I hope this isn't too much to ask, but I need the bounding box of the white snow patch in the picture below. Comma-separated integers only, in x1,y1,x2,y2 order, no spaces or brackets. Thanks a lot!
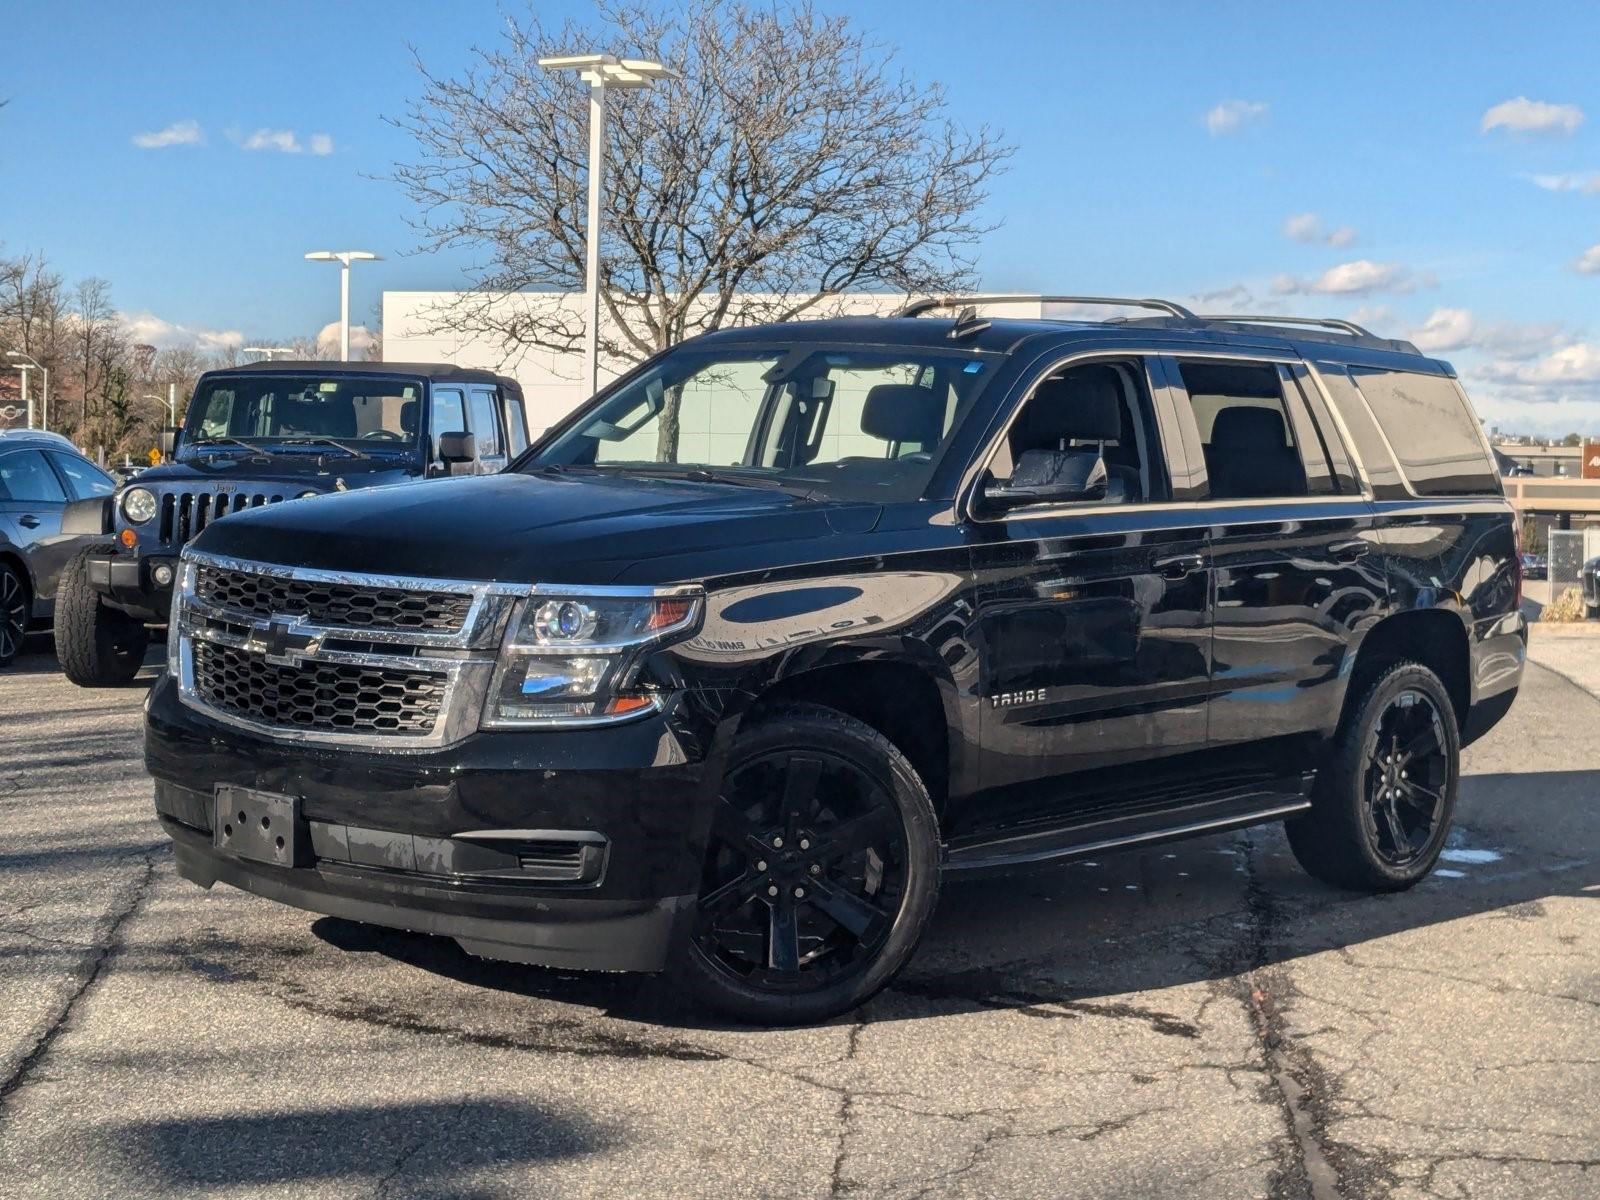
1434,868,1467,879
1440,848,1504,865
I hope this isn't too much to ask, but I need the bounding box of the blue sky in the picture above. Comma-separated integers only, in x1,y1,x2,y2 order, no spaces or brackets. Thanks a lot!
5,0,1600,433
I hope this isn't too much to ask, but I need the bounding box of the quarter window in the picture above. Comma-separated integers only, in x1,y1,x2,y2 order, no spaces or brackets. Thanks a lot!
1347,369,1498,496
1178,360,1329,500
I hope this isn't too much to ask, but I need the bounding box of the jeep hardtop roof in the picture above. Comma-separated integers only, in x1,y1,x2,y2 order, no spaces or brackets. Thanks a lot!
202,360,521,391
692,295,1446,376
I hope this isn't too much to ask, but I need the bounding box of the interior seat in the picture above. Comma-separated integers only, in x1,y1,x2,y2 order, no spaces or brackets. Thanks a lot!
860,383,945,453
1204,406,1306,499
1007,366,1137,500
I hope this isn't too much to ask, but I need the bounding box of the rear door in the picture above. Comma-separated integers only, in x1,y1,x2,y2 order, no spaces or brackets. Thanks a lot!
1158,354,1384,747
467,385,508,473
969,354,1212,793
0,448,72,608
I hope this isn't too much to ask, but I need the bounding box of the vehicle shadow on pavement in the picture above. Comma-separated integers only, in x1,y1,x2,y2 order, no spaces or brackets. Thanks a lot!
105,1099,615,1192
302,767,1599,1032
4,641,163,684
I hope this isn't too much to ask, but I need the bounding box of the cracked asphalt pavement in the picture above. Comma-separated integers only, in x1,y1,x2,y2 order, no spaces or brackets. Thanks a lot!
0,631,1596,1199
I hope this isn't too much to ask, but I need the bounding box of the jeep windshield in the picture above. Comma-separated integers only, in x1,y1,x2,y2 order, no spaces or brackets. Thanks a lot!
526,344,998,502
184,374,424,453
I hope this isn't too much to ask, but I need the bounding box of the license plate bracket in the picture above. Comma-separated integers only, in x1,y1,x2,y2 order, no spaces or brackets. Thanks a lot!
214,786,301,867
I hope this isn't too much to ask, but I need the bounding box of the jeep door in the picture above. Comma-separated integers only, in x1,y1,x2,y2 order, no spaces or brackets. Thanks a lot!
968,354,1212,792
1156,354,1383,747
466,385,509,472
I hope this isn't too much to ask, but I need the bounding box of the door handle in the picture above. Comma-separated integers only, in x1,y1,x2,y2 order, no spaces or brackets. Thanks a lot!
1154,553,1205,580
1329,539,1370,562
18,515,41,529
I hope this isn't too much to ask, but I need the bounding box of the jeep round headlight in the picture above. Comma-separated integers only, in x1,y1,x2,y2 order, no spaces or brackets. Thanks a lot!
121,487,158,525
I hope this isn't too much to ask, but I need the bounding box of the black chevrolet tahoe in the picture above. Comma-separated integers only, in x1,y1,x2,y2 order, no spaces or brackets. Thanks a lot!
143,298,1527,1024
55,361,528,685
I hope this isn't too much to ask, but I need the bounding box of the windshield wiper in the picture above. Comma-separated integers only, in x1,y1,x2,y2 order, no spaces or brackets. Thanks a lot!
277,437,369,460
191,436,264,454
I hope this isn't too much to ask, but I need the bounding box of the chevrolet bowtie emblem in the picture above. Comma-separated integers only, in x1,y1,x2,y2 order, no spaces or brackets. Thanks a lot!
244,617,322,667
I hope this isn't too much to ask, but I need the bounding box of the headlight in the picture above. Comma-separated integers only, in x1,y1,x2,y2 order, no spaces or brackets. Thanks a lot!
483,588,702,727
121,487,158,525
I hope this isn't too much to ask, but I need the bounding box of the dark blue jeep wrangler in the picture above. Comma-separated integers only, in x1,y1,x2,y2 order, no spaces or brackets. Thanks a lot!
55,361,528,685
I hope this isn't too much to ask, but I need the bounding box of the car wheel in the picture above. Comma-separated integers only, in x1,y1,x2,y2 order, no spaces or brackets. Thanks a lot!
1287,660,1459,892
53,550,150,687
680,703,941,1025
0,561,29,668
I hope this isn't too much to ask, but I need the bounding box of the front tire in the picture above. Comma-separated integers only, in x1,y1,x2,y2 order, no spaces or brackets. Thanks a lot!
1287,661,1459,891
54,551,150,687
680,704,941,1025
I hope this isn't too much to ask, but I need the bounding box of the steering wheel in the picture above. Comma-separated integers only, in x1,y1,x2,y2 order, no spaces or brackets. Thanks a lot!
360,430,407,441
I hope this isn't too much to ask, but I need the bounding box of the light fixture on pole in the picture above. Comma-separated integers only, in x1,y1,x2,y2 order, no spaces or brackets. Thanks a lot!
6,351,49,431
303,251,381,362
536,53,674,397
242,346,295,362
142,393,176,425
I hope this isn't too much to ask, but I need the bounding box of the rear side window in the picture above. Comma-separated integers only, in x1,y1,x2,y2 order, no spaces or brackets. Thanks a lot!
1177,360,1333,499
467,388,501,457
503,392,529,454
48,452,115,500
1347,369,1499,496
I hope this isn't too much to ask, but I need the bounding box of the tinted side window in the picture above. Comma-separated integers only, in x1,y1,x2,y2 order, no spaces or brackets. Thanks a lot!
1178,360,1326,500
48,452,115,500
0,450,68,502
1348,369,1499,496
467,388,501,457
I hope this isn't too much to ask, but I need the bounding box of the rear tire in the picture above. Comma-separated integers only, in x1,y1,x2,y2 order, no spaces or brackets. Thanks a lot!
0,561,29,668
679,703,941,1025
54,551,149,687
1287,660,1459,892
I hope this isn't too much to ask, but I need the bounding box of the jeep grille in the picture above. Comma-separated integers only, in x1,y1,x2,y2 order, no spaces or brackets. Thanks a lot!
161,490,288,546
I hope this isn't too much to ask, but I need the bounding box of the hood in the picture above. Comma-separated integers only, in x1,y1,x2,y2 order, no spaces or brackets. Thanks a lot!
144,451,418,491
189,471,882,585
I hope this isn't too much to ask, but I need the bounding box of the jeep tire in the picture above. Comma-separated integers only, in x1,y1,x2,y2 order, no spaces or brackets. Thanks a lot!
54,550,150,687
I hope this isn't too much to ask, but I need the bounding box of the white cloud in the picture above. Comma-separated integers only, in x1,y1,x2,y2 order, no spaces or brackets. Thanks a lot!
132,119,203,149
1409,308,1477,352
1205,99,1268,136
1493,342,1600,385
1408,308,1567,359
1281,212,1358,247
119,312,244,354
1575,243,1600,275
236,128,334,155
1529,171,1600,195
1272,260,1429,297
315,321,376,357
1481,96,1584,135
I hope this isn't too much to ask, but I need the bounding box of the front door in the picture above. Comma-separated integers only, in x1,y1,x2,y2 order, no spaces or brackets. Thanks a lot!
969,356,1212,794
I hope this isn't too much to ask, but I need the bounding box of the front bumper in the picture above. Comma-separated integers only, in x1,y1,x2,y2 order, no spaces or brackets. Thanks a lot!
87,548,176,622
145,673,725,972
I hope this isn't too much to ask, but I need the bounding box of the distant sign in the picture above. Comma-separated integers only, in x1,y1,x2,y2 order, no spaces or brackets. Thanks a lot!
1584,441,1600,480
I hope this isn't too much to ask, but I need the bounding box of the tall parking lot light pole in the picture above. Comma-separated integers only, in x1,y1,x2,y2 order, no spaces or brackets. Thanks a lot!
304,251,381,362
6,351,49,431
536,54,673,397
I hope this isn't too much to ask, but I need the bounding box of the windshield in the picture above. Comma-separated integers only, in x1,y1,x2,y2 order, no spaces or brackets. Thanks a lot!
527,344,996,502
185,374,425,449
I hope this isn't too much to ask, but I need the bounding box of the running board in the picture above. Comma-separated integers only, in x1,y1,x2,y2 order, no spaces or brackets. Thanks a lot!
943,774,1314,875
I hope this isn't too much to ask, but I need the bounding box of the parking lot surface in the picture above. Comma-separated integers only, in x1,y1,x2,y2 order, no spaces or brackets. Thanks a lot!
0,632,1596,1199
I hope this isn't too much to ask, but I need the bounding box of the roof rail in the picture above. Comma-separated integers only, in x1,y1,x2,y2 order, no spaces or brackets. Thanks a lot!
1195,314,1375,338
897,294,1196,320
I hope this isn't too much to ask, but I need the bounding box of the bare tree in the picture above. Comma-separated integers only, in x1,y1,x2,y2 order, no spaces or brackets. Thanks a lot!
392,1,1010,453
72,277,118,432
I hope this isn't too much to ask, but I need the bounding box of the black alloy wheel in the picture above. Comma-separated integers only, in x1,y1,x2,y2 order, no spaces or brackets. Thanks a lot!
1360,689,1450,866
1287,659,1459,892
683,704,940,1024
0,564,27,666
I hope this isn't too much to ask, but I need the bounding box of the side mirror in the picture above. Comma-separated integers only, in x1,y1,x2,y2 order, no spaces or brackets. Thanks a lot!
436,431,477,464
159,427,180,457
979,451,1109,514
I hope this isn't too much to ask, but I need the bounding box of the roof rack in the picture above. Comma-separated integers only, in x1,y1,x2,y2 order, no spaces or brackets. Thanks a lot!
896,294,1196,320
1195,314,1375,338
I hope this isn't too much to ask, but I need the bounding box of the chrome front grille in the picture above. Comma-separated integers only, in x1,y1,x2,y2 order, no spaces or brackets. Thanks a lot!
194,564,475,632
192,641,447,736
161,490,288,546
174,551,522,749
